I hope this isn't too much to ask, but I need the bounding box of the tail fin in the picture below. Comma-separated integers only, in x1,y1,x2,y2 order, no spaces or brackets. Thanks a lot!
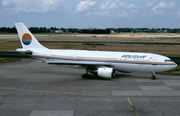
15,22,48,49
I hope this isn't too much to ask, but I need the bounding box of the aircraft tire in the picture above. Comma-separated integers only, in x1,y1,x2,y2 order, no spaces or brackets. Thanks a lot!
151,76,156,80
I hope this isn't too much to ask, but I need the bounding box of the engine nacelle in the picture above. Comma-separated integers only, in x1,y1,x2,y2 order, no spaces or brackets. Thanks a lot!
97,67,115,78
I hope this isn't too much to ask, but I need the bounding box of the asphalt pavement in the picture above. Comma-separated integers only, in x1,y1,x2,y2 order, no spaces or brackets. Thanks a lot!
0,59,180,116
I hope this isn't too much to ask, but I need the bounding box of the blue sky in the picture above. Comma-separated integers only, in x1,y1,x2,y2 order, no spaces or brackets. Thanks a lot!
0,0,180,28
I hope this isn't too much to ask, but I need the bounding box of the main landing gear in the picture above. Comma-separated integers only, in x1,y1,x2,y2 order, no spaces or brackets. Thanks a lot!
82,67,92,78
151,71,156,80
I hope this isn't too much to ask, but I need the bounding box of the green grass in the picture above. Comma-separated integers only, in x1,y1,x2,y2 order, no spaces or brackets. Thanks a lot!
0,58,20,63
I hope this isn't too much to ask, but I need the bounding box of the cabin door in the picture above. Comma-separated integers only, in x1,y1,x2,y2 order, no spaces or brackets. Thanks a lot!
149,56,158,71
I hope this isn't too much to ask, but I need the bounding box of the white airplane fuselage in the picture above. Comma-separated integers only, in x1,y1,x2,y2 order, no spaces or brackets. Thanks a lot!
17,48,177,73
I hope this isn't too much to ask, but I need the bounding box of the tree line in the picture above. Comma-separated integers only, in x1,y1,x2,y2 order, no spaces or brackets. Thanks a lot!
0,26,180,34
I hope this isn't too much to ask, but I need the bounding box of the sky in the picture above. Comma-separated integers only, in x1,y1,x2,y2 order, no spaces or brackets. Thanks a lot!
0,0,180,28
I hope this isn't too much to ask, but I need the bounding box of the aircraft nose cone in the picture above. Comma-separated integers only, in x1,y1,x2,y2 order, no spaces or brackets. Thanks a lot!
174,63,177,68
171,62,177,69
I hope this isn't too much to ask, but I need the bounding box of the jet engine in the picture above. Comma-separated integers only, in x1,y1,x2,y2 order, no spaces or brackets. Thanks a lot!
97,67,115,78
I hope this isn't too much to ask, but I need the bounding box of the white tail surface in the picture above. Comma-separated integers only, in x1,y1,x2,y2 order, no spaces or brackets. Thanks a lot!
15,22,48,50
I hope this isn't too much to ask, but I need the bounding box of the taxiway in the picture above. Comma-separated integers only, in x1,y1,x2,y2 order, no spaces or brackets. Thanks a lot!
0,59,180,116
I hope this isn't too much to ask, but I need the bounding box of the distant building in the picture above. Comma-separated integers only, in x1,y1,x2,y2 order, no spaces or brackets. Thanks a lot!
54,30,64,33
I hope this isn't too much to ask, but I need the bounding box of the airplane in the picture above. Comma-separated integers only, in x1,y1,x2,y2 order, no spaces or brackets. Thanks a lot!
15,22,177,80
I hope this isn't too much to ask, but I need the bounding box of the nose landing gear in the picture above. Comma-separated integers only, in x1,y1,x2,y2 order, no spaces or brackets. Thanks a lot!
151,71,156,80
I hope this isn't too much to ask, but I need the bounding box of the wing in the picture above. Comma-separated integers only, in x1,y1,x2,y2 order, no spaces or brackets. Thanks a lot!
45,59,113,67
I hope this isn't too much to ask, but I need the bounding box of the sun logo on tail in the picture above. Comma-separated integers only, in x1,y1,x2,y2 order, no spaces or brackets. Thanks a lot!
22,33,32,45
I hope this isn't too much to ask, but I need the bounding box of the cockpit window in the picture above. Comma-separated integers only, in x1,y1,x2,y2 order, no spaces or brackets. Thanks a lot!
165,59,172,62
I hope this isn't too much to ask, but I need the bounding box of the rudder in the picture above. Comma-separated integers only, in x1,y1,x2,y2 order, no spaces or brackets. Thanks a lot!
15,22,47,50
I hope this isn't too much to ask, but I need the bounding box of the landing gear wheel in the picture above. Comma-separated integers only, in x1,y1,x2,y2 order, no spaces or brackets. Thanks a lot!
82,74,91,78
151,76,156,80
151,71,156,80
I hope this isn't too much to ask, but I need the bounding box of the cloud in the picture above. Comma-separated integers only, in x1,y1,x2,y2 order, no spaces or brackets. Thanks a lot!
151,2,175,15
1,0,62,13
76,0,96,12
146,2,153,7
177,11,180,17
93,11,110,16
127,4,136,9
115,11,128,17
98,0,137,17
100,1,116,10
